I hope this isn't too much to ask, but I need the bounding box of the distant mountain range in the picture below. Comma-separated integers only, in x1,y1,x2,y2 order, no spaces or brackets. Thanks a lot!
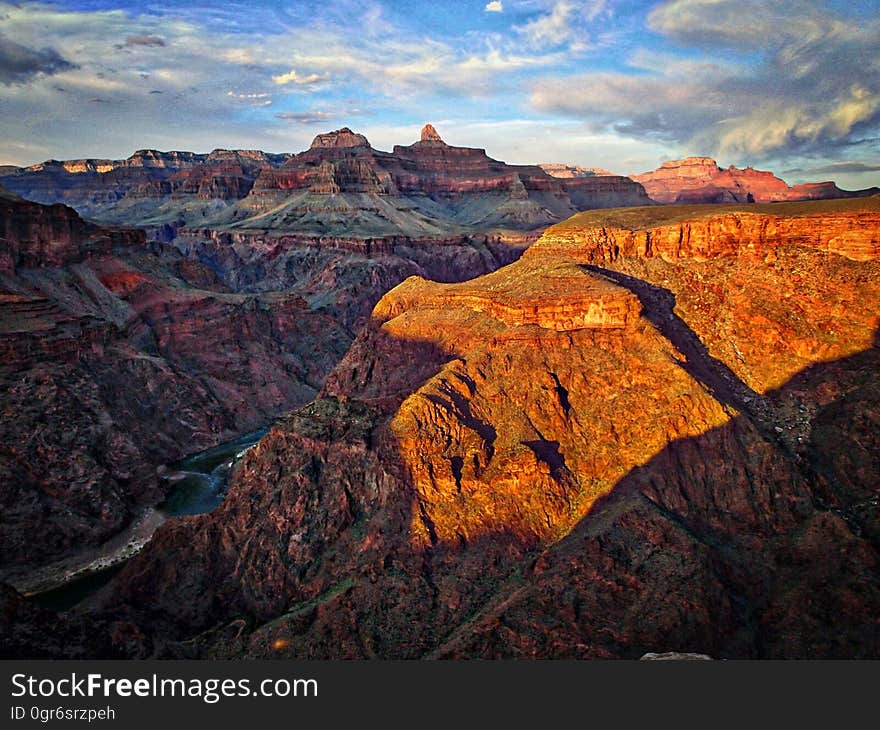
0,125,650,238
2,129,875,246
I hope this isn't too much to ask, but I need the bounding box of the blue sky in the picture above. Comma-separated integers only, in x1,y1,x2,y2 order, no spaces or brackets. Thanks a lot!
1,0,879,187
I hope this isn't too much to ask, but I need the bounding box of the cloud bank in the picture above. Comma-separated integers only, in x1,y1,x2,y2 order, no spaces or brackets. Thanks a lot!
0,34,76,85
532,0,880,166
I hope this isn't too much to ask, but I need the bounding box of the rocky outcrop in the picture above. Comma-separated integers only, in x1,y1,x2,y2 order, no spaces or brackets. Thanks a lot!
540,163,614,178
374,266,641,331
533,198,880,393
633,157,880,204
532,203,880,264
1,190,144,271
132,150,286,201
309,128,371,149
94,196,880,660
420,124,443,142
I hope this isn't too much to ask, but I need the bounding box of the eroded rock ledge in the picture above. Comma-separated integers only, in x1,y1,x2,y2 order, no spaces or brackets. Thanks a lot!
531,206,880,263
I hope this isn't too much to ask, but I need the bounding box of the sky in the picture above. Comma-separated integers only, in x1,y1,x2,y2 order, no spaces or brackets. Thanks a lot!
1,0,879,188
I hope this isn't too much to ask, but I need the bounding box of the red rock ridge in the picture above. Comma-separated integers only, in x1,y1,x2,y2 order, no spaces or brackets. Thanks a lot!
0,191,144,271
532,207,880,264
633,156,880,204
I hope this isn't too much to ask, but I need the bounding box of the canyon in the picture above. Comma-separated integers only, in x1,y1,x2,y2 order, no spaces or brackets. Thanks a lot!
14,195,868,660
0,126,878,660
0,186,351,589
0,126,649,591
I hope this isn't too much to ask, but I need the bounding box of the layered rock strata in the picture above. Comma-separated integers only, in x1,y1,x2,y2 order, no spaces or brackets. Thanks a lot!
89,196,880,659
1,126,652,236
0,193,349,583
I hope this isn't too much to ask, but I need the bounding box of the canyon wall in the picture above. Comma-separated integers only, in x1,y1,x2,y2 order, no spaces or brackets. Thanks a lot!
0,181,537,587
0,194,348,584
94,196,880,659
0,126,651,236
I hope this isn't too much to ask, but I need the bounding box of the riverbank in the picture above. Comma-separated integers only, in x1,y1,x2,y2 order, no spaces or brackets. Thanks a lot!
16,427,268,608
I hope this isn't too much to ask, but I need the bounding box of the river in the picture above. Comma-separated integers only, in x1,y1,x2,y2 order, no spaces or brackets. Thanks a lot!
29,427,268,612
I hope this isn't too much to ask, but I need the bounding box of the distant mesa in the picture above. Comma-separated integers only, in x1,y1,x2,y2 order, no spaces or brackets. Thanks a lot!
541,163,614,178
632,156,880,204
0,122,652,234
309,127,370,150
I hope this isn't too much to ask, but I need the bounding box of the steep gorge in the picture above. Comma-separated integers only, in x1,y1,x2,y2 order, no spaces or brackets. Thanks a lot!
84,196,880,659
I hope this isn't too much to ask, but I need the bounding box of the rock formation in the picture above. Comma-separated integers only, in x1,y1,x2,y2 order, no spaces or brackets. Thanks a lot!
1,186,142,271
82,195,880,660
309,128,371,149
633,157,880,204
0,151,215,217
420,124,443,142
0,126,652,237
0,176,541,590
540,163,614,178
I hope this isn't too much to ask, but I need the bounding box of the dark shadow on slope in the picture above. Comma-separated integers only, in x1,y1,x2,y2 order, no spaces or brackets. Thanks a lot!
5,315,878,660
582,264,759,411
428,332,880,659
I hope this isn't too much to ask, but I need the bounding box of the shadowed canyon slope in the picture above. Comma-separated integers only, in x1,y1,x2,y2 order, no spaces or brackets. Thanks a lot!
632,157,880,205
0,187,351,587
82,196,880,659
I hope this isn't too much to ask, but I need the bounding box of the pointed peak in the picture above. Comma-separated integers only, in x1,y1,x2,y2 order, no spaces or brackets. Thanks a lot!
420,124,444,143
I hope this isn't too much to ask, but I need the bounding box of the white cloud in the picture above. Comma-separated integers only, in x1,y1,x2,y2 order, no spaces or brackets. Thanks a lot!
531,0,880,164
227,91,271,99
514,1,610,51
272,69,325,86
517,1,578,47
485,1,503,12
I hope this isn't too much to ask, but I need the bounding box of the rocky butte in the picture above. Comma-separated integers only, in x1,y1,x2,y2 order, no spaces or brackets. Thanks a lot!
632,156,880,204
29,194,870,660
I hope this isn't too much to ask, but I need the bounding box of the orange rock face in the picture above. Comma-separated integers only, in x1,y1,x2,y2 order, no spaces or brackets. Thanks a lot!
536,199,880,392
101,196,880,660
